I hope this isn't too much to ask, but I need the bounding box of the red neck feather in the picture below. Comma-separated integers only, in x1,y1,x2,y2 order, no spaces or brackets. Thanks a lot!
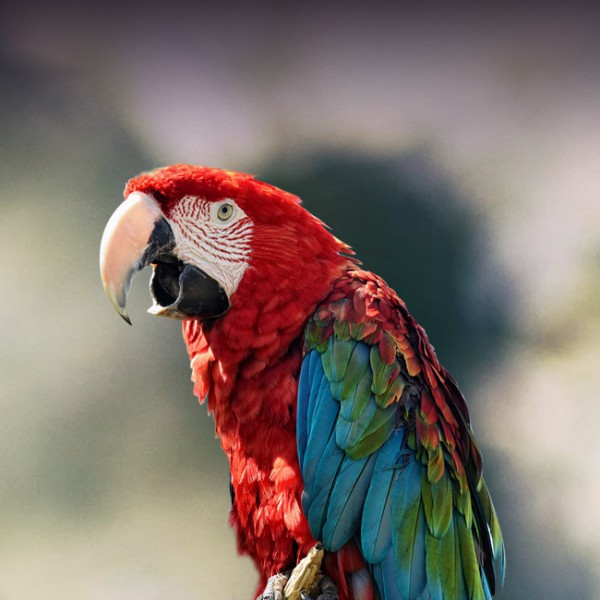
181,199,352,583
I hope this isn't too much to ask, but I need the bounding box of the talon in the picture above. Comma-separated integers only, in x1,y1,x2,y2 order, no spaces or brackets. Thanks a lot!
257,545,338,600
284,544,324,600
316,575,338,600
258,572,290,600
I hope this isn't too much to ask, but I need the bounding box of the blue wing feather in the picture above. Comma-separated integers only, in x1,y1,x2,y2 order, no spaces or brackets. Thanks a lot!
299,359,338,482
303,352,328,447
305,431,346,538
361,428,406,563
392,458,428,600
482,573,493,600
323,452,377,550
298,337,501,600
372,549,402,600
297,350,314,468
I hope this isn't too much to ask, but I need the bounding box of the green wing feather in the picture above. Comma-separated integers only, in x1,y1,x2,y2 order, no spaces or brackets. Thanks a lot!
300,270,505,599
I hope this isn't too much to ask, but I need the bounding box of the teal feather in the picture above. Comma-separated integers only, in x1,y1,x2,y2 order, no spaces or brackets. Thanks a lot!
392,458,427,600
322,452,377,550
361,429,406,563
297,351,323,468
309,423,344,503
297,354,310,469
482,573,493,600
305,432,346,537
301,373,339,486
305,356,330,439
362,472,394,563
372,550,398,600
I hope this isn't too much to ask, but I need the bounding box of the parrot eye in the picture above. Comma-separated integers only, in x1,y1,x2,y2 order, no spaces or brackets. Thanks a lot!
217,203,234,222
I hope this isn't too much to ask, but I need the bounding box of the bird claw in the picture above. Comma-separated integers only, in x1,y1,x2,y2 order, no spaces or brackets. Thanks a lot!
257,544,338,600
257,572,291,600
299,575,338,600
315,575,338,600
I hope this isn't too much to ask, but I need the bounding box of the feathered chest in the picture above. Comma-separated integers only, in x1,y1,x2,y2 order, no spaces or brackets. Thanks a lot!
182,318,315,577
183,318,303,444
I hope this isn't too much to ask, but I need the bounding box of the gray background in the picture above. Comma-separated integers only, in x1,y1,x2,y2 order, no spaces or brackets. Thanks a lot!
1,3,598,598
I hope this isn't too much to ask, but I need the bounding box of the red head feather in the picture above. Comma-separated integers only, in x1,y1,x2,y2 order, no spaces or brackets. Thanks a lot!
125,164,353,318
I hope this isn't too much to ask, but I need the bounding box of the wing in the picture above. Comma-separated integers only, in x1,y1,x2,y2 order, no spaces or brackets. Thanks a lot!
297,270,505,600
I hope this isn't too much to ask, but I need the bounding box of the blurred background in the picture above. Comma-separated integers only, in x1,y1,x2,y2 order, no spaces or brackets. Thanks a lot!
1,3,599,599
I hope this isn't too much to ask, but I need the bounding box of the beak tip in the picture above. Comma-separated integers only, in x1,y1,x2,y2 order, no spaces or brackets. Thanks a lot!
115,301,132,325
105,287,132,325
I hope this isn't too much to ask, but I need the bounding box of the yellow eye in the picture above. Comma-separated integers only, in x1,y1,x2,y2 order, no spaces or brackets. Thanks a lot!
217,203,234,221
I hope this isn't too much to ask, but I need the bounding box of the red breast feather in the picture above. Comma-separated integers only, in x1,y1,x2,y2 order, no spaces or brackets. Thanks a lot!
155,166,353,594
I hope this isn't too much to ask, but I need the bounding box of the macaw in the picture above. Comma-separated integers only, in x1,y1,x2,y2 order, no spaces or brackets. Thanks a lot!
100,165,505,600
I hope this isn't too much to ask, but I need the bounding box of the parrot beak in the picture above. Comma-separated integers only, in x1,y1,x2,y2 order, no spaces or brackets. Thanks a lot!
100,191,230,324
100,192,175,324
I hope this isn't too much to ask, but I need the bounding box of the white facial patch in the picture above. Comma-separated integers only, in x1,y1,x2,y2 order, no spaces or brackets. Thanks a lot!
168,195,253,299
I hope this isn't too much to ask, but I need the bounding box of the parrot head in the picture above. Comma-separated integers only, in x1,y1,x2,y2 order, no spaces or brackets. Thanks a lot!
100,164,351,324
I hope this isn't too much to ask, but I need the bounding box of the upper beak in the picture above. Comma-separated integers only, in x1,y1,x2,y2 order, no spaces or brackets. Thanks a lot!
99,192,174,324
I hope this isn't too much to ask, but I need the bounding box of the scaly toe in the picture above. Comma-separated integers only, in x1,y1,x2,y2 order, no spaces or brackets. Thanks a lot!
258,572,291,600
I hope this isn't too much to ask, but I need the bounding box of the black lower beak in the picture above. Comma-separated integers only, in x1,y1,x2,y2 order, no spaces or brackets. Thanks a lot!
143,218,230,321
149,260,230,320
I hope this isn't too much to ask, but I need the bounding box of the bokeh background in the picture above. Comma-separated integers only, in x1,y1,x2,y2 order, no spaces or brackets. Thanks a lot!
1,3,599,599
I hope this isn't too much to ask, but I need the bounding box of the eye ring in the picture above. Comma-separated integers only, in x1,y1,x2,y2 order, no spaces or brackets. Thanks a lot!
217,203,234,222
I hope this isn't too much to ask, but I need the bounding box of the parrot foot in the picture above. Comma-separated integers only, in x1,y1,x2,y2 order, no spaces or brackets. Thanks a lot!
257,572,292,600
304,575,338,600
257,543,338,600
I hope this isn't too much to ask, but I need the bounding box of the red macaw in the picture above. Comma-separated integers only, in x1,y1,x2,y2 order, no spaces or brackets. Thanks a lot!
100,165,505,600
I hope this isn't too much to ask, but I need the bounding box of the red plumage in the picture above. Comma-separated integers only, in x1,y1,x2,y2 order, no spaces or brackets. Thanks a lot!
130,166,354,595
119,165,496,599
